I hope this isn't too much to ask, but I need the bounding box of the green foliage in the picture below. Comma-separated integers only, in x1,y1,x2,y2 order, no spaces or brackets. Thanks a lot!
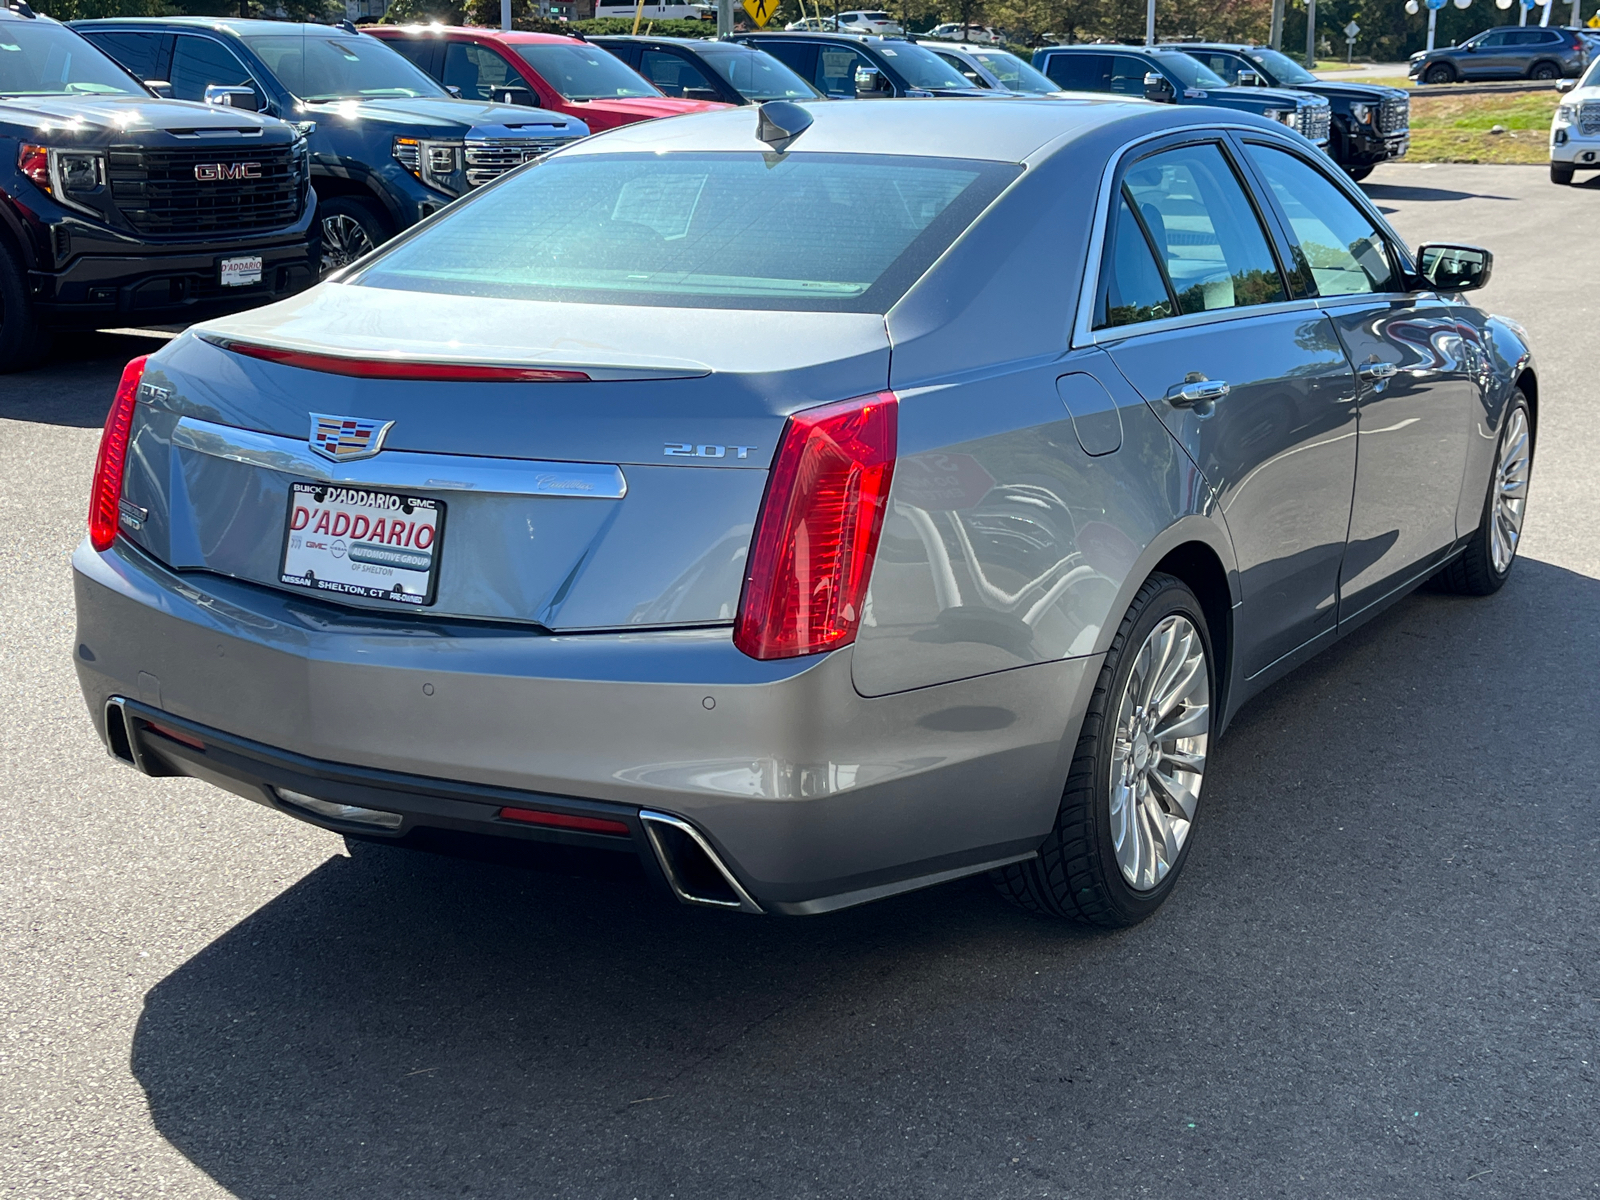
32,0,165,20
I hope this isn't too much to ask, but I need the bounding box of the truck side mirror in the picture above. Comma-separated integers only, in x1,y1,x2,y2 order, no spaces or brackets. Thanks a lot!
204,84,260,112
493,86,537,106
1143,71,1174,102
145,79,174,99
855,66,890,96
1417,243,1493,292
683,86,722,101
1235,67,1261,87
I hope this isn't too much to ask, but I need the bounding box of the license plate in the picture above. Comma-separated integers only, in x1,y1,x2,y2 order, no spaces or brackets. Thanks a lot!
280,483,444,607
220,255,263,287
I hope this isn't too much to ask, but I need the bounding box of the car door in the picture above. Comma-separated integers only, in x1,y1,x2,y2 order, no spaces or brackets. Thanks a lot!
1238,138,1473,622
169,33,264,108
1095,138,1360,678
1039,51,1111,93
1461,29,1511,79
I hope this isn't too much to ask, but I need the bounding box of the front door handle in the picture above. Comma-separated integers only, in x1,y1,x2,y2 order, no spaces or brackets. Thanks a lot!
1359,360,1399,380
1165,374,1230,408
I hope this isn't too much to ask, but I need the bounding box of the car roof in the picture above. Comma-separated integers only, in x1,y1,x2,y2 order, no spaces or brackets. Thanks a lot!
589,35,745,50
1160,42,1254,51
563,94,1190,164
368,24,582,45
745,31,906,44
928,43,1019,54
71,16,360,36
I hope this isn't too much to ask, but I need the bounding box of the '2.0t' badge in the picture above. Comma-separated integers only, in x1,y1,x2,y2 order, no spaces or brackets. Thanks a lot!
309,414,395,463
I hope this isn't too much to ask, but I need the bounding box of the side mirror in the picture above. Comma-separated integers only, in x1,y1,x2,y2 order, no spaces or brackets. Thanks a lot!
204,84,260,111
1417,242,1493,292
1558,78,1576,92
493,85,537,106
1143,71,1174,102
1235,67,1261,87
855,66,890,96
683,86,722,101
445,83,463,97
145,79,173,99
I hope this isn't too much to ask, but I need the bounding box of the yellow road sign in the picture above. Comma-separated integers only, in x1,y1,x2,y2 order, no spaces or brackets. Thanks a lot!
743,0,777,26
1590,12,1600,25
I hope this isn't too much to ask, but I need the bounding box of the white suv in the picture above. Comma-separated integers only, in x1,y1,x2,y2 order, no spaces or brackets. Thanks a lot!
927,22,1004,44
1551,61,1600,184
834,10,903,34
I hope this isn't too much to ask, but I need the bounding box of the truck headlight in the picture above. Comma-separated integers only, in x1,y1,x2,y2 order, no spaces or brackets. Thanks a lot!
1556,103,1575,124
17,144,107,216
1349,102,1372,124
1261,108,1295,126
393,136,465,197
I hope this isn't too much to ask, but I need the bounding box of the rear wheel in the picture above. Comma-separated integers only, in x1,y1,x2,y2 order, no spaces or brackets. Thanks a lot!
993,573,1213,927
1436,392,1532,596
1530,61,1560,81
1345,164,1374,182
1423,63,1455,85
318,196,388,276
0,243,48,374
1551,161,1575,185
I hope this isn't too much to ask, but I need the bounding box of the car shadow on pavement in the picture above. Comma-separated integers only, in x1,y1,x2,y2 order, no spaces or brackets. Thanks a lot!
128,556,1600,1199
1361,183,1516,204
0,330,172,428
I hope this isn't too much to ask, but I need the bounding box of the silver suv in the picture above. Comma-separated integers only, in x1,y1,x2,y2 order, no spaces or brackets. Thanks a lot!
1410,26,1587,85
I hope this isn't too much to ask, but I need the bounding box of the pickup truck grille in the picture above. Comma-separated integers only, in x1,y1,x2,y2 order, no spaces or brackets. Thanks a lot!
1581,100,1600,136
1378,95,1409,135
1294,105,1331,144
107,145,301,236
464,138,570,189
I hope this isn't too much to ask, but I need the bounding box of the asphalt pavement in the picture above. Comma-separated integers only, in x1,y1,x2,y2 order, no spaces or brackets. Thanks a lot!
3,164,1598,1199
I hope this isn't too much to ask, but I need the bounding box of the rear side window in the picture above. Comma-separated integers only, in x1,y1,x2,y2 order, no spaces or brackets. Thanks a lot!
1096,191,1175,328
1244,143,1397,296
354,151,1020,313
1122,143,1286,314
90,31,171,81
1042,51,1109,91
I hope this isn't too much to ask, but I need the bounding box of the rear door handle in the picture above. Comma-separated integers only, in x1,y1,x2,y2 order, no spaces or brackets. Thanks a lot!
1165,375,1230,407
1359,360,1399,380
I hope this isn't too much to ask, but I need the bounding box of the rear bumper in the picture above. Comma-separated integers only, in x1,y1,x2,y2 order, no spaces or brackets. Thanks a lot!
30,238,317,328
74,538,1094,914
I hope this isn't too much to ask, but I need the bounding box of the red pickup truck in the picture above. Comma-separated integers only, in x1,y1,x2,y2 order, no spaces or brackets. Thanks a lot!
366,26,730,131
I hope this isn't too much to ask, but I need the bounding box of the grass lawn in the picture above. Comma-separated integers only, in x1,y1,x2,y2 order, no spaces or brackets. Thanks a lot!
1401,88,1559,163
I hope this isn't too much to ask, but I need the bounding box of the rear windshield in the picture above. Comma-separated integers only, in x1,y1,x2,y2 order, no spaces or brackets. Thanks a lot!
515,44,659,100
354,151,1019,312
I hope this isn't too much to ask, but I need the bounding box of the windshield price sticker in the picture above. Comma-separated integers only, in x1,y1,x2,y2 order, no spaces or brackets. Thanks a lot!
280,482,444,606
220,255,264,287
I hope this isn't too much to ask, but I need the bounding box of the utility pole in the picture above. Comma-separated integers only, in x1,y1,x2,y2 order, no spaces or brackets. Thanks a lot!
1269,0,1284,50
718,0,732,36
502,0,512,29
1305,0,1317,67
1145,0,1155,45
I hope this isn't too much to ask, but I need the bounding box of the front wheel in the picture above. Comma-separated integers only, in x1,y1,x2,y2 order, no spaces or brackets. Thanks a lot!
1423,63,1455,85
993,573,1213,927
1345,165,1374,182
1551,161,1575,185
318,196,389,276
1436,392,1532,596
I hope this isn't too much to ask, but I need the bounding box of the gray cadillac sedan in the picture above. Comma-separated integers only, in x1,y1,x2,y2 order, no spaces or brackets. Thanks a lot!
74,97,1536,926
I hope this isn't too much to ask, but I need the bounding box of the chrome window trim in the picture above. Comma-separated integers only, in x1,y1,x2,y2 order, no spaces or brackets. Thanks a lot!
169,415,629,499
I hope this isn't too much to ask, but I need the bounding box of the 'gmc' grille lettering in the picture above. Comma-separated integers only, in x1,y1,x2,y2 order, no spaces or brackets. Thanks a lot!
193,162,262,181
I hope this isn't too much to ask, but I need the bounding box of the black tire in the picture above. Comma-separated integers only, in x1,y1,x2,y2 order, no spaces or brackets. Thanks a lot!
1423,63,1455,85
1551,161,1575,185
0,243,49,373
317,195,389,276
1436,391,1532,596
1529,61,1560,82
993,573,1215,927
1345,165,1374,183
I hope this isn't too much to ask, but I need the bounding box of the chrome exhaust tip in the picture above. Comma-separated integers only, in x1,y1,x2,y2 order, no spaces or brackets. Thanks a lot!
103,697,144,772
638,810,763,915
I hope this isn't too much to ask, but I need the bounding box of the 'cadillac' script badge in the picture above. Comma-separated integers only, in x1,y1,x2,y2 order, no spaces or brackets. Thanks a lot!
309,414,394,463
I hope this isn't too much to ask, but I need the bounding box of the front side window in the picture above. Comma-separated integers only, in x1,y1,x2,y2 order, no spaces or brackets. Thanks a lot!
697,47,814,100
1244,143,1396,297
968,50,1058,94
169,35,257,104
443,42,529,101
1243,47,1318,85
816,44,873,93
1189,51,1247,85
1150,52,1229,90
1109,55,1154,96
353,151,1018,312
639,49,715,96
514,44,660,99
1096,190,1176,328
0,23,143,96
242,33,446,101
1122,143,1286,314
874,42,972,89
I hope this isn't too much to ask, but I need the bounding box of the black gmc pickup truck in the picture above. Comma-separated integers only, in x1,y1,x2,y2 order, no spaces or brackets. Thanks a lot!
0,6,315,371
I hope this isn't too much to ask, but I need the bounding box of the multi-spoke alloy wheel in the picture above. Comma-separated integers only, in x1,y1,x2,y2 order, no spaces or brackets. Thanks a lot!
1489,404,1530,575
992,573,1214,927
321,213,376,274
1108,614,1210,892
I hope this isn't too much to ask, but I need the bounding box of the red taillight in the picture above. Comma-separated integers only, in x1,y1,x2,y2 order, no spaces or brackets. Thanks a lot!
734,392,897,661
497,806,632,836
210,337,590,383
88,356,147,552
